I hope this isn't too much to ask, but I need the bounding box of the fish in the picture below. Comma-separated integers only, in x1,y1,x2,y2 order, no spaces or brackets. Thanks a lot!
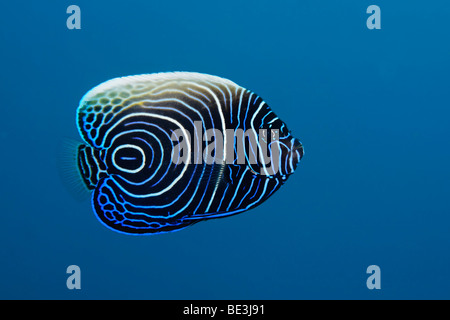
75,72,304,234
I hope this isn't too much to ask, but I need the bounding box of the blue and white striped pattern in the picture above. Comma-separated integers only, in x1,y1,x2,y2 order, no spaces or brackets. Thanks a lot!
76,72,303,234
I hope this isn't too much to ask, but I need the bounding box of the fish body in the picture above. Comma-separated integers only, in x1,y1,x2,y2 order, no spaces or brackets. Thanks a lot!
76,72,303,234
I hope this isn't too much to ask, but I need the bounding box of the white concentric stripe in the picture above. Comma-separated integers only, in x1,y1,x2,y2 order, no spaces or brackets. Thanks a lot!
186,80,230,210
102,81,226,210
241,92,256,165
109,129,164,185
233,90,248,164
191,80,228,160
236,88,245,129
268,117,279,124
250,101,270,176
138,91,212,162
134,87,218,165
127,104,204,165
224,83,233,123
111,144,146,174
144,85,229,214
174,163,208,215
102,112,191,198
186,87,211,102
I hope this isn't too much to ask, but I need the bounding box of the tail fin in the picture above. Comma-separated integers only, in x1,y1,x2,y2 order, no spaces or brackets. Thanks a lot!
77,144,108,189
56,138,91,201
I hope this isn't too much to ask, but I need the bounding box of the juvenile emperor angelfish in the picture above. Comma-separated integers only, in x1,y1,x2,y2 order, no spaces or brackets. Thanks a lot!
76,72,304,234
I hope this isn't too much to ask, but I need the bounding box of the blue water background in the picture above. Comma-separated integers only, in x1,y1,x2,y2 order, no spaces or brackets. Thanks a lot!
1,0,449,299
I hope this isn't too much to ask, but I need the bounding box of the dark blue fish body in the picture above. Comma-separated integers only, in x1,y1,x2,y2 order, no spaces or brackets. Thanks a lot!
76,72,303,234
